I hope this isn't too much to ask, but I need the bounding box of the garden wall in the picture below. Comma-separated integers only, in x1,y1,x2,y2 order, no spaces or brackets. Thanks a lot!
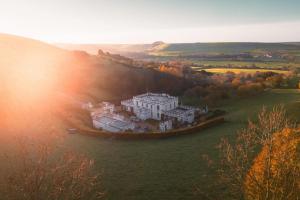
75,116,225,140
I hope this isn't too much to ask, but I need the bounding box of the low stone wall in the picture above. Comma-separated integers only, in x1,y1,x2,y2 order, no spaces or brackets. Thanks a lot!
75,116,225,140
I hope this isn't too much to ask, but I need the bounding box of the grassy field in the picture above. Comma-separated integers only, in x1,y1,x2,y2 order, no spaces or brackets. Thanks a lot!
192,60,300,68
193,67,290,74
63,89,300,200
161,43,300,54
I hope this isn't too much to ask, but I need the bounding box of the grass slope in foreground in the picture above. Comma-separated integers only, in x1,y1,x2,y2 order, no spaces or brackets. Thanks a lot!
64,89,300,200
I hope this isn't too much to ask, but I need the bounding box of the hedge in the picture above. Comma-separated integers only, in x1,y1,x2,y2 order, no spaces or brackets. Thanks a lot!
72,116,225,140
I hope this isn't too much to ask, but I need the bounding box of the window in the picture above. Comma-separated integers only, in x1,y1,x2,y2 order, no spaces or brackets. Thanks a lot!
157,105,160,110
157,113,159,118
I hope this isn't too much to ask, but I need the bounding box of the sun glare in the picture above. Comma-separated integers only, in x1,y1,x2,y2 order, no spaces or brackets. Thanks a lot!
0,34,70,125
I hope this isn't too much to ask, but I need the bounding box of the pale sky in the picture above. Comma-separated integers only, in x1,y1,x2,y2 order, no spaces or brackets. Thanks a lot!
0,0,300,43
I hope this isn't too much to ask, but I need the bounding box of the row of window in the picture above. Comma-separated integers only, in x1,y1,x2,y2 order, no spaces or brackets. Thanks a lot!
135,101,177,111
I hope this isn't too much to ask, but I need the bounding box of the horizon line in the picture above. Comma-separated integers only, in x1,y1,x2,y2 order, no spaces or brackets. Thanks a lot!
54,41,300,45
1,32,300,46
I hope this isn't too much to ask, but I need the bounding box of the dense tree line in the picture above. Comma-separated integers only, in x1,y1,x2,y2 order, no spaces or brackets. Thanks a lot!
183,70,299,106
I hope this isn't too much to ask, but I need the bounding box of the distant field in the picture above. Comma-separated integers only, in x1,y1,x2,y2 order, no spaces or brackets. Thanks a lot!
193,60,300,68
64,89,300,200
151,43,300,60
161,42,300,54
194,67,290,74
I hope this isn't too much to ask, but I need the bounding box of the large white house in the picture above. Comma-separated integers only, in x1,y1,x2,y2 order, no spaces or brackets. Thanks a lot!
121,93,179,120
121,92,208,132
91,93,208,133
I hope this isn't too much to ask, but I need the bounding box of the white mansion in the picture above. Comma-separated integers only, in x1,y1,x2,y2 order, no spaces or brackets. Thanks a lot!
90,93,208,133
121,93,179,120
122,93,208,125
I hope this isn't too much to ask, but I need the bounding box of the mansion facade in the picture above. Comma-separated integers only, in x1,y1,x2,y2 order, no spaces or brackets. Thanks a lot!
121,93,208,128
121,93,179,120
89,93,208,133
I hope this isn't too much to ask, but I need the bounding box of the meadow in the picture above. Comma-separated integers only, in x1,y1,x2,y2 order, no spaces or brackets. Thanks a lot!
64,89,300,200
192,60,300,69
193,67,289,74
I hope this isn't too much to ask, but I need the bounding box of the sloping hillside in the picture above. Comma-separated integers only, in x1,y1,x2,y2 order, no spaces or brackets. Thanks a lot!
56,41,169,55
0,34,189,133
0,33,66,55
159,42,300,53
56,43,152,55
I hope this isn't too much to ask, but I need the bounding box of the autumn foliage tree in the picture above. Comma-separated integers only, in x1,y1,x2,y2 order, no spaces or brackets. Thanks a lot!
215,106,300,200
245,128,300,200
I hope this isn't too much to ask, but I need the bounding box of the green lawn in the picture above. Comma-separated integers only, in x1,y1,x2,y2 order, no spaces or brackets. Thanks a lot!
64,89,300,200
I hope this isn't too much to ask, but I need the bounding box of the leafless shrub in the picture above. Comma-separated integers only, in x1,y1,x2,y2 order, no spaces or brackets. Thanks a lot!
0,136,104,200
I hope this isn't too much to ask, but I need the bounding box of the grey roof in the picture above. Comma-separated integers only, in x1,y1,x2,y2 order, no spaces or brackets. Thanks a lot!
134,93,177,104
163,107,194,117
95,116,132,130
